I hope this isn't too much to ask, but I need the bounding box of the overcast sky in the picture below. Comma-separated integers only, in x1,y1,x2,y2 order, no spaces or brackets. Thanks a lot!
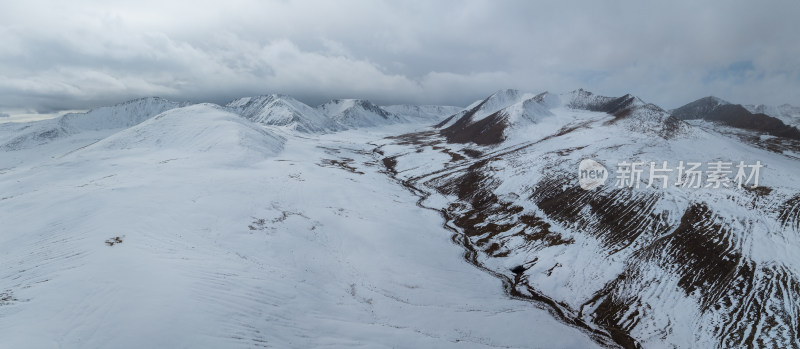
1,0,798,118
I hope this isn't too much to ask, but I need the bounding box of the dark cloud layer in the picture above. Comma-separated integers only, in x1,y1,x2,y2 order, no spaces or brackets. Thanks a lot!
1,0,799,118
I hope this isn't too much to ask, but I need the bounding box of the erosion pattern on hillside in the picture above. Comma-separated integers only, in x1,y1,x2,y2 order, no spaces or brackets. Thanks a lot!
376,89,800,349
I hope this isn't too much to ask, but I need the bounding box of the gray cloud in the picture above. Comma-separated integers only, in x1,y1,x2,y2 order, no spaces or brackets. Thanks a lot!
0,113,9,118
1,0,799,117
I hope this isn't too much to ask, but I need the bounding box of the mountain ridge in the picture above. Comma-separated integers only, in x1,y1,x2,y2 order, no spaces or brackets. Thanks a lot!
226,94,343,133
316,98,404,128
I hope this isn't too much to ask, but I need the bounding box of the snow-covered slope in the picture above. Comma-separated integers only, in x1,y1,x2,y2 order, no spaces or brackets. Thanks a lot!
564,88,643,112
381,104,463,121
378,90,800,349
59,97,190,133
316,99,404,128
436,89,535,130
0,105,603,349
226,94,343,133
439,89,685,145
0,97,189,171
439,96,553,145
89,103,285,157
563,89,686,138
0,119,69,152
0,97,188,151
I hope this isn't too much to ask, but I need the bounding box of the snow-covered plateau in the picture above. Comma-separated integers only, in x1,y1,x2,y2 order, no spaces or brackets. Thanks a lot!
1,90,799,349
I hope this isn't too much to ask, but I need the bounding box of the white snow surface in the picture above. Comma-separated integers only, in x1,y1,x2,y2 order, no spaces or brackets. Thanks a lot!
0,103,602,348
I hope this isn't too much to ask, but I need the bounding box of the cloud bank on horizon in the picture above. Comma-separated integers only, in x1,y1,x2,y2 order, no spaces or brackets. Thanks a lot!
0,0,798,117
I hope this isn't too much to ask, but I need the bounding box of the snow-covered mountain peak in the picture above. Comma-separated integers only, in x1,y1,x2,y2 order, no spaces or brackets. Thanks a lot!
674,97,800,140
227,94,280,108
317,99,355,115
316,99,402,128
0,97,189,153
442,90,681,144
318,99,380,115
532,91,562,109
58,96,190,132
488,88,525,101
670,96,730,120
496,97,556,129
438,90,557,145
86,103,285,159
744,103,800,128
560,89,686,139
381,104,464,121
228,94,309,112
693,95,730,105
473,89,536,116
564,89,645,111
437,89,538,130
226,94,342,133
462,89,523,110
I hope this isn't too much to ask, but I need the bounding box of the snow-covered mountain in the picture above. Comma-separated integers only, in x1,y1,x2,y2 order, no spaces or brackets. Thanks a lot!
0,97,189,151
226,94,343,133
436,89,535,130
93,103,285,156
377,89,800,349
0,97,190,170
2,90,799,349
744,103,800,128
439,89,684,145
316,99,405,128
59,97,191,133
670,96,731,120
563,89,687,138
438,92,552,145
673,96,800,140
381,104,463,120
226,95,459,132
